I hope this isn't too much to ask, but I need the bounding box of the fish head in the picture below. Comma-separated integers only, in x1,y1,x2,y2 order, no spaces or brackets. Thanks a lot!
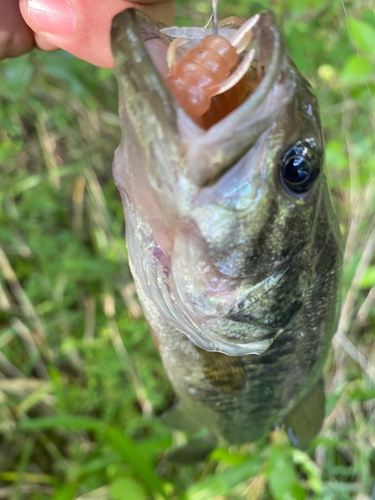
111,10,341,357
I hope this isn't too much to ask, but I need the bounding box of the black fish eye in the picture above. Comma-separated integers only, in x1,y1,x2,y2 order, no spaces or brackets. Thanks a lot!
279,140,321,194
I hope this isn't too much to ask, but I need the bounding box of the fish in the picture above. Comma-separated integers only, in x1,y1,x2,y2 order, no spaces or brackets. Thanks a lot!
110,9,343,458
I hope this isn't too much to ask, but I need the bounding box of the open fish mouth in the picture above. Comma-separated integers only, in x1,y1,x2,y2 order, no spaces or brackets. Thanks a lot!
161,14,272,130
112,9,295,187
110,10,321,356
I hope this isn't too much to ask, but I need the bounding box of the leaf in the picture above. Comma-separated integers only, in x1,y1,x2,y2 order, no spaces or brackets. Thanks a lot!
326,140,349,170
210,448,248,465
292,449,322,494
359,265,375,288
185,455,263,500
18,415,107,432
50,483,77,500
285,0,326,13
268,446,306,500
4,56,34,99
19,419,168,498
110,477,147,500
40,51,95,97
341,55,374,86
77,453,122,477
348,18,375,56
104,427,167,500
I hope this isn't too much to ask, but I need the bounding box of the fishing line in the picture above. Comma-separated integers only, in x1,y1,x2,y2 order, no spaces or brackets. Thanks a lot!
212,0,219,34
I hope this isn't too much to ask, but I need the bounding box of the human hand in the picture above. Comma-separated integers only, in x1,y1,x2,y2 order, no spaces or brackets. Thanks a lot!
1,0,175,67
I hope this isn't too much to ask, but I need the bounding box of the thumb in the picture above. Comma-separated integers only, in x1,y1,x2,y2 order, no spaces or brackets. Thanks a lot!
19,0,175,68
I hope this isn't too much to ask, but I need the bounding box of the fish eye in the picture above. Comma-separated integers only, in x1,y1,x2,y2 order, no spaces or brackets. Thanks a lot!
279,140,322,194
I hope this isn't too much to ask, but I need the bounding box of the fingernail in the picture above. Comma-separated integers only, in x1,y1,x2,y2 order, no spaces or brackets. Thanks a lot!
28,0,77,37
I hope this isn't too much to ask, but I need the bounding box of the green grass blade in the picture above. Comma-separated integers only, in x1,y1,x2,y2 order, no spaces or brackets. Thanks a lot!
18,415,107,432
50,483,77,500
185,455,263,500
104,426,168,500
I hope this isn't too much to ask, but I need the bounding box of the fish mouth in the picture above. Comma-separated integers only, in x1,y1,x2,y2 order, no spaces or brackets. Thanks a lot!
111,9,295,188
111,11,297,356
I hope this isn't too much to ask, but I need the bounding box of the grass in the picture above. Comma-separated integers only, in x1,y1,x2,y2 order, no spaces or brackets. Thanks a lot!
0,0,374,498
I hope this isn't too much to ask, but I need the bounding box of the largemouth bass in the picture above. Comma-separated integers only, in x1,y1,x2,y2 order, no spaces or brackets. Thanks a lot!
110,9,343,452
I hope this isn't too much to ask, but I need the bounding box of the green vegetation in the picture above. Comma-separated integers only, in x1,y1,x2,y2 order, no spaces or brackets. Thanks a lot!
0,0,374,498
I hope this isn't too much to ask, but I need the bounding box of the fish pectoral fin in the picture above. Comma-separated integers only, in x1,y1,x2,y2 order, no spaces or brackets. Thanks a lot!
284,379,325,449
159,403,201,434
165,434,217,465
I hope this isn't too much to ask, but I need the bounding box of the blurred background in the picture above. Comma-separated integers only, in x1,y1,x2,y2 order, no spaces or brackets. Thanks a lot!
0,0,374,498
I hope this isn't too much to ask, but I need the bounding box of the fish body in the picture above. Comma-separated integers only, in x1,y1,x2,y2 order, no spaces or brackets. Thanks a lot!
111,10,342,446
